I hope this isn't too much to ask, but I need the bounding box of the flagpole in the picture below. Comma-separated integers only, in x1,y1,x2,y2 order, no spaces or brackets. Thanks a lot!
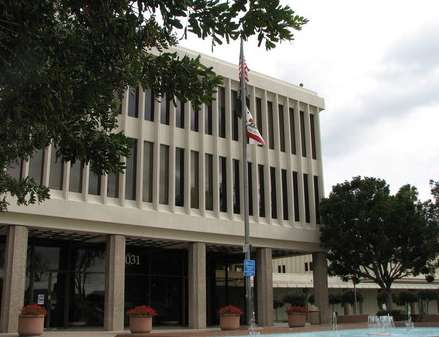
240,37,253,326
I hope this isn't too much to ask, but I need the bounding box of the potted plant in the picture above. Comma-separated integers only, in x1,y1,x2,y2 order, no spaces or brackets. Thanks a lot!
218,305,243,330
286,306,307,327
127,305,157,333
18,304,47,336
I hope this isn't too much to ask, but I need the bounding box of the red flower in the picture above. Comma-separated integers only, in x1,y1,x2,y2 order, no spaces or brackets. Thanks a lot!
286,306,308,314
218,305,243,316
21,304,48,316
127,305,158,317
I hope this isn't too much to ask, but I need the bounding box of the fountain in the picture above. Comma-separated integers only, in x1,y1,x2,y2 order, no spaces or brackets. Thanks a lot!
248,311,261,335
367,314,395,335
405,305,414,329
332,311,338,331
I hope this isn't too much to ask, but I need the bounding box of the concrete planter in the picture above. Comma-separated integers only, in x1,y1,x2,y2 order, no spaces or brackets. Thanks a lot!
129,315,153,333
18,315,45,336
288,313,306,327
219,314,240,330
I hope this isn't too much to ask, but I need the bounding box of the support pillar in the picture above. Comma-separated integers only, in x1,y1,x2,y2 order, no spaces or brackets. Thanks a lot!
104,235,126,331
312,252,330,324
0,225,28,333
256,247,273,327
188,242,206,329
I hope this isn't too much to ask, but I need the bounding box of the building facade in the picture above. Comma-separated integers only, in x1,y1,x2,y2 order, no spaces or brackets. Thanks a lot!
0,47,327,332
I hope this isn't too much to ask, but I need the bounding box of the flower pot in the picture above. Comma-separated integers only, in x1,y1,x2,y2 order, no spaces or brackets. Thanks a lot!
18,315,45,336
220,314,240,330
129,315,153,333
288,312,306,327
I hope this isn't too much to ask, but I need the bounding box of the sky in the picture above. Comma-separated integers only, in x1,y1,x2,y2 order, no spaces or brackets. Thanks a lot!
180,0,439,201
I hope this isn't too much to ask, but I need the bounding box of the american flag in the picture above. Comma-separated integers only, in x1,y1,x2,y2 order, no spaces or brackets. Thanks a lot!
239,55,249,82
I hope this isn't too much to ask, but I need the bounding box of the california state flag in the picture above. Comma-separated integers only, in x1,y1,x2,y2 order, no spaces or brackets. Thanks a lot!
246,107,265,145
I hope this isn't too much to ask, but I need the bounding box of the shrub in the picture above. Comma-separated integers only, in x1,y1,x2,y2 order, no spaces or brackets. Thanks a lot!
341,291,363,304
329,294,342,305
283,294,306,306
127,305,158,317
218,305,243,316
393,292,417,306
286,306,307,314
418,291,437,301
21,304,48,316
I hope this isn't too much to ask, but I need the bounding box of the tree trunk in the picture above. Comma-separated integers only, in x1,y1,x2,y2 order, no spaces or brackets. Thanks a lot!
384,288,393,311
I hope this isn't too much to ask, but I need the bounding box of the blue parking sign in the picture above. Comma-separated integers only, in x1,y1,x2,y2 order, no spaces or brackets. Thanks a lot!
243,259,256,277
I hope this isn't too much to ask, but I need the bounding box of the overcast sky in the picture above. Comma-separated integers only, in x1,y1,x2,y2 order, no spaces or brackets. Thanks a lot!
180,0,439,201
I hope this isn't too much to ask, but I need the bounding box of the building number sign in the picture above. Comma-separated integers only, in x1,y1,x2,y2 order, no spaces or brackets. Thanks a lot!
125,253,140,265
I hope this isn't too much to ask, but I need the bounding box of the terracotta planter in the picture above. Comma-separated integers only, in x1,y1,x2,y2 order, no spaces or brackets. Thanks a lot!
219,314,240,330
288,313,306,327
129,315,153,333
18,315,45,336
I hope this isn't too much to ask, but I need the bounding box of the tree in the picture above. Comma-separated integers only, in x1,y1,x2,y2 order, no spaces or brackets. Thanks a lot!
0,0,308,211
320,176,439,310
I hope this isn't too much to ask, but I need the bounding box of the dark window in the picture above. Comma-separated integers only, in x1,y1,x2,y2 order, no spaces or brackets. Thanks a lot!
88,166,101,196
143,141,154,202
160,95,170,125
128,87,139,118
289,108,296,155
191,151,199,209
277,265,281,273
310,262,313,271
310,114,317,159
176,99,185,129
205,154,213,210
256,98,263,141
270,167,277,219
305,262,308,272
248,162,253,216
233,159,240,214
293,171,300,221
175,147,185,207
159,145,169,204
304,173,310,223
107,172,119,198
69,161,83,193
125,139,137,200
314,175,320,224
191,106,199,132
28,148,45,185
49,146,63,190
279,104,286,152
144,89,155,121
219,156,227,212
219,87,226,138
231,90,239,141
258,164,265,217
282,265,286,273
281,169,288,220
205,103,213,135
267,101,274,149
300,110,307,157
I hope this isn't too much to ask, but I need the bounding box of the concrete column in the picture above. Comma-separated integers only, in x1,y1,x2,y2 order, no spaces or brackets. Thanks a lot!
188,242,206,329
0,225,28,333
104,235,126,331
312,252,330,324
256,248,273,327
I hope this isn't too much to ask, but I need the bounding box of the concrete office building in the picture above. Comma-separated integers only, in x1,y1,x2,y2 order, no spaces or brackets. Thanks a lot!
0,47,326,333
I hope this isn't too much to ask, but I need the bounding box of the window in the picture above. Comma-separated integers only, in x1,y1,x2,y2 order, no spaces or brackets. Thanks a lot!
258,164,265,217
191,105,199,132
293,171,300,221
270,167,277,219
28,148,45,185
231,90,239,141
304,262,309,272
267,101,274,149
256,98,263,142
107,172,119,198
176,99,185,129
219,87,226,138
175,147,185,207
205,103,213,135
205,154,213,210
159,145,169,204
191,151,199,209
310,262,313,271
69,161,83,193
282,265,286,273
277,265,281,273
144,89,155,121
125,139,137,200
314,176,320,224
281,169,288,220
128,87,139,118
310,114,317,159
248,162,253,216
300,110,307,157
88,166,101,196
289,107,296,155
160,95,170,125
143,141,154,202
279,104,285,152
219,156,227,212
303,173,310,223
49,146,63,190
233,159,240,214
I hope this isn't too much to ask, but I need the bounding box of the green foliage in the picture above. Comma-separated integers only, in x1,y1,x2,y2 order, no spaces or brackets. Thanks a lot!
417,290,437,301
393,292,418,306
0,0,308,211
320,176,439,306
329,294,342,305
283,294,306,306
341,291,363,305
